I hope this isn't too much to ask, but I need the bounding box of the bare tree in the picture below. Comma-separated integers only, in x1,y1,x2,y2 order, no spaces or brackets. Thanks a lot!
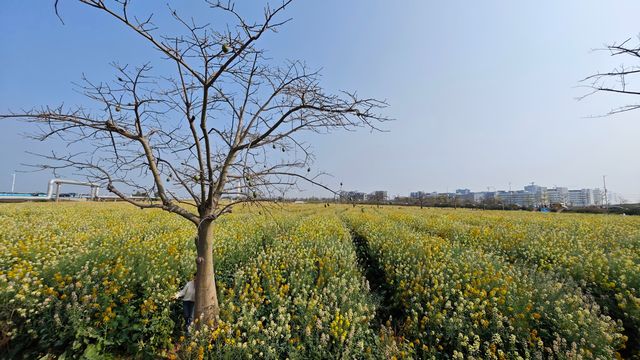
581,36,640,115
1,0,388,327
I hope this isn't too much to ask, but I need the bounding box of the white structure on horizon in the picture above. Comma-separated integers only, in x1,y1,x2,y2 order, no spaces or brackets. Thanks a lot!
567,188,604,207
457,184,605,208
592,188,604,206
547,187,569,204
495,184,547,207
409,191,428,199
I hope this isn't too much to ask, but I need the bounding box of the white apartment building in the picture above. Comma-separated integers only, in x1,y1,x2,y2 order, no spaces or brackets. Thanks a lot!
547,187,569,204
568,189,594,207
592,188,604,206
496,190,545,207
409,185,605,208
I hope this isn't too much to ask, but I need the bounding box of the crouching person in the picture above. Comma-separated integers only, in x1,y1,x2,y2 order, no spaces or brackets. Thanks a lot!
174,272,196,335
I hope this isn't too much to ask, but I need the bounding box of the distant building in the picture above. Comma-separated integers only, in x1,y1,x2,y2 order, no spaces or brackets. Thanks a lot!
497,190,534,207
367,191,388,202
456,192,484,203
404,183,605,208
547,187,569,204
496,185,546,207
340,191,365,202
524,184,548,207
495,191,510,202
568,189,595,207
524,184,545,194
592,189,604,206
436,193,455,202
409,191,427,199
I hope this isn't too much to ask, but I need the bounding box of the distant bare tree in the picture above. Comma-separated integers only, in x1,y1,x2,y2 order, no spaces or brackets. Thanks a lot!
1,0,388,327
581,36,640,115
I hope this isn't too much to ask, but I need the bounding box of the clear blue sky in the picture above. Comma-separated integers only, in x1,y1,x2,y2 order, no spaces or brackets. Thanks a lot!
1,1,640,201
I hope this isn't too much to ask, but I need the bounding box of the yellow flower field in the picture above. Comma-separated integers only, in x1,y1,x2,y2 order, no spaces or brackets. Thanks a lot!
1,203,639,358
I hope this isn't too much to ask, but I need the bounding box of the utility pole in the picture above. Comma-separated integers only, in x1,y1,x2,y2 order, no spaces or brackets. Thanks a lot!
11,173,16,193
602,175,609,213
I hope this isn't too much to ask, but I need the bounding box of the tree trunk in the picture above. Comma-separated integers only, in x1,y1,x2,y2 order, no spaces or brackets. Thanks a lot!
194,220,220,328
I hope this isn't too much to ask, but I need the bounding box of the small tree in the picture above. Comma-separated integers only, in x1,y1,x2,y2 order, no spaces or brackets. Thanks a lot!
1,0,387,326
581,36,640,115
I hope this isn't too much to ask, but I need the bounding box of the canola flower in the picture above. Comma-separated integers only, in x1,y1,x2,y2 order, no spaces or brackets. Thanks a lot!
0,203,282,358
390,207,640,356
344,210,626,359
1,202,637,359
181,214,379,359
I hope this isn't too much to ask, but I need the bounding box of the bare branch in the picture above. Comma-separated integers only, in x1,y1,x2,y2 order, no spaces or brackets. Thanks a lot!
2,0,388,223
581,36,640,116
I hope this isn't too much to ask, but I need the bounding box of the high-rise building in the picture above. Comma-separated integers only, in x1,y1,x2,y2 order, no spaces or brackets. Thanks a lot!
547,187,569,204
592,188,604,206
409,191,427,199
406,184,605,208
524,184,546,194
568,189,594,207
